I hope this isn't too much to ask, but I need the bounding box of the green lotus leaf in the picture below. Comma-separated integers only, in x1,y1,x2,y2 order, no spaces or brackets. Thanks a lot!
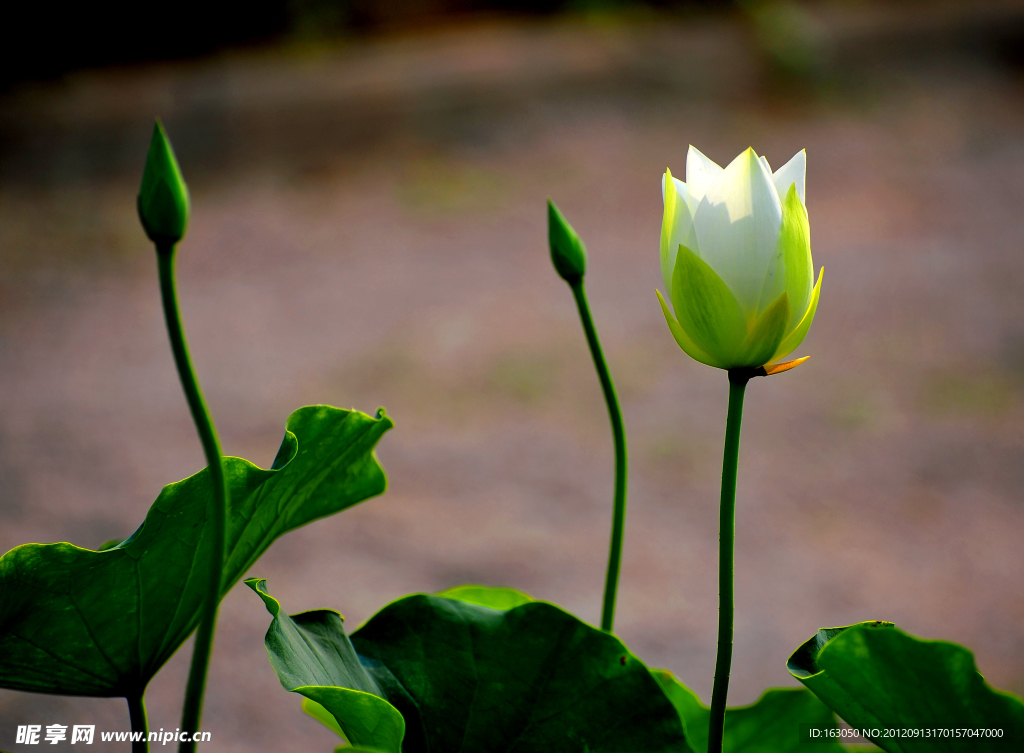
788,622,1024,752
0,405,392,700
433,583,534,610
653,669,844,753
249,581,689,753
298,584,536,742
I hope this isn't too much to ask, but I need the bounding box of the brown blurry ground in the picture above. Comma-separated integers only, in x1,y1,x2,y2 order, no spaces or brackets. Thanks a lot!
3,2,1024,750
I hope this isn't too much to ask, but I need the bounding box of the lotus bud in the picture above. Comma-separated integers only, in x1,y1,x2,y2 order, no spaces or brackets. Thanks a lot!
657,146,823,374
137,121,190,248
548,199,588,283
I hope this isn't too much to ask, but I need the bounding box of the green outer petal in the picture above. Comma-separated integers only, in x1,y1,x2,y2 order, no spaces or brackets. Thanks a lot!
661,169,697,294
660,169,678,292
738,291,790,368
778,183,813,332
657,289,724,369
670,245,747,365
772,267,822,363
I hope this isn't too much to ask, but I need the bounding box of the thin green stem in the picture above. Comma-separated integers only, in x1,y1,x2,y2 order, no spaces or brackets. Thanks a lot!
127,693,149,753
155,245,229,753
708,372,749,753
569,279,627,633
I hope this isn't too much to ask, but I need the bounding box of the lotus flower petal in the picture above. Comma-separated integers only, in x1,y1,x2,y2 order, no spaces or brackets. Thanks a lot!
741,291,790,368
661,169,699,294
778,183,813,331
758,183,812,324
670,245,747,365
772,149,806,205
685,145,724,204
656,290,724,369
772,267,823,363
692,148,783,317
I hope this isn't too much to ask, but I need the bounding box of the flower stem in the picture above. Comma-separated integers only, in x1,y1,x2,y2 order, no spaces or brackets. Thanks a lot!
155,244,229,752
569,279,627,633
708,371,749,753
127,693,149,753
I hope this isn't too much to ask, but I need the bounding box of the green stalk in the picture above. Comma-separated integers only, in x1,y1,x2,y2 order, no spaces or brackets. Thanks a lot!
127,693,149,753
569,279,628,633
155,244,229,752
707,371,749,753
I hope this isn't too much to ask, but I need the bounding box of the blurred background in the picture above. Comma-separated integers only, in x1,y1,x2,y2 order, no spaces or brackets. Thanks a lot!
3,0,1024,749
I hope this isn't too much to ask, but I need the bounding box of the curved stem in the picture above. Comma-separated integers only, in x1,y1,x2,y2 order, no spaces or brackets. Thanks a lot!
707,372,748,753
569,280,628,633
155,245,229,752
127,693,150,753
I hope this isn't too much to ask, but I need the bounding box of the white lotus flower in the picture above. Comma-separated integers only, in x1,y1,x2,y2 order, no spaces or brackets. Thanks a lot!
657,146,823,372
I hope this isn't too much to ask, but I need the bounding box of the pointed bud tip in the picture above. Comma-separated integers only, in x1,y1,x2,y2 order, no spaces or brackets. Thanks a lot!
547,199,587,283
137,120,190,247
